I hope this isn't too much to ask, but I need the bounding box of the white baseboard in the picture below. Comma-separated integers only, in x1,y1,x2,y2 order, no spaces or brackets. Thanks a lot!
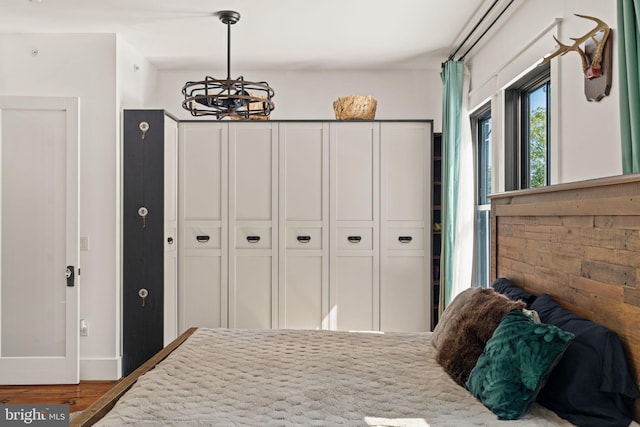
80,357,122,381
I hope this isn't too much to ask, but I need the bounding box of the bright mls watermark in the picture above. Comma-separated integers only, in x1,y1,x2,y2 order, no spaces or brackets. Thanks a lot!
0,405,68,426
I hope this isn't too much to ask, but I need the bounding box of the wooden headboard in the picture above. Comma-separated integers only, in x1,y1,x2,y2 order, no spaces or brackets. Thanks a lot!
490,174,640,422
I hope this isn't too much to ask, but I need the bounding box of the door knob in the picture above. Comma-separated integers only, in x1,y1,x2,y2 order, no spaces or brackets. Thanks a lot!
66,266,75,287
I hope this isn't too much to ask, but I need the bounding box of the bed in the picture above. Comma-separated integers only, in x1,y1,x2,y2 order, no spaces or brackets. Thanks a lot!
72,174,640,426
74,327,576,426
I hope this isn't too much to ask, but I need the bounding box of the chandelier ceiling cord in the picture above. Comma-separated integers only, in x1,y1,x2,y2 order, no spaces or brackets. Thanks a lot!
182,10,275,119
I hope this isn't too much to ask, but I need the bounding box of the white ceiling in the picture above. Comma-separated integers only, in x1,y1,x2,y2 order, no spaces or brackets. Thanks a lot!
0,0,490,71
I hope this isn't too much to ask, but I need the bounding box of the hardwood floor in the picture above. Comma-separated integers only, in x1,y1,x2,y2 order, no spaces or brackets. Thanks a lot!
0,381,117,413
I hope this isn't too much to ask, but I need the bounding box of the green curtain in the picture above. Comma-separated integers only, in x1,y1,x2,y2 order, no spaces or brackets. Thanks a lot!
440,60,465,311
618,0,640,173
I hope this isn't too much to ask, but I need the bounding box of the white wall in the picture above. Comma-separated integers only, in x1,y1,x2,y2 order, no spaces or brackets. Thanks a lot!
0,33,121,379
0,32,440,381
466,0,621,187
150,68,443,130
117,36,158,111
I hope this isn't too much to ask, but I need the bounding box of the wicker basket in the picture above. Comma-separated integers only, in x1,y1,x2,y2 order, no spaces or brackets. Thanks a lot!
333,95,377,120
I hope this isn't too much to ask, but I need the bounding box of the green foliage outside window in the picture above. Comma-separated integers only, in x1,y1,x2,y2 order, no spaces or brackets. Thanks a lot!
528,106,547,188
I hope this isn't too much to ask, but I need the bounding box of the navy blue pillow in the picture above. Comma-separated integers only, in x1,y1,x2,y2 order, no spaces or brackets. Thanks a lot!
531,294,640,427
491,278,537,307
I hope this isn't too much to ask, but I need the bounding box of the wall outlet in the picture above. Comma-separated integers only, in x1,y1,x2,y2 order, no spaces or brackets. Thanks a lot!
80,319,89,336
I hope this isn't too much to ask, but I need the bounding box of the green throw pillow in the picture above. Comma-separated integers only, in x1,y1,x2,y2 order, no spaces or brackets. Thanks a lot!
465,309,574,420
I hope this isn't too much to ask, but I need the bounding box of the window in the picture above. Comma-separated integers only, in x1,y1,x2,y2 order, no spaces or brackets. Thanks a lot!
505,64,551,190
472,103,491,287
477,112,492,206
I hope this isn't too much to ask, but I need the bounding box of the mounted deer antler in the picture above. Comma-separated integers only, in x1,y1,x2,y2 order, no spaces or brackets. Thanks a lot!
540,14,610,79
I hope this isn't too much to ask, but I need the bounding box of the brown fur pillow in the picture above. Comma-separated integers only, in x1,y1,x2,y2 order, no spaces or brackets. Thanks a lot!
435,288,525,386
431,287,482,350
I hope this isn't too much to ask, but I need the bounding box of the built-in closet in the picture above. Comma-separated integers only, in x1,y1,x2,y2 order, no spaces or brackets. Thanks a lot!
178,120,432,333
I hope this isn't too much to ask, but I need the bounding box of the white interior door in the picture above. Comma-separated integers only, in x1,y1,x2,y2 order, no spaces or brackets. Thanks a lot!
0,96,80,384
163,114,178,346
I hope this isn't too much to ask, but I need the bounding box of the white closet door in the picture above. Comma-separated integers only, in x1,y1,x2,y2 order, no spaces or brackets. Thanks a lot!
330,122,380,331
229,123,278,329
163,114,178,345
178,122,228,332
279,122,329,330
380,122,431,332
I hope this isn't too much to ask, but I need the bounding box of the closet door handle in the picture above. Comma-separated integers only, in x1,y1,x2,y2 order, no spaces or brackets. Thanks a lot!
398,236,413,243
348,235,362,243
247,235,261,243
196,235,210,243
297,235,311,243
167,237,174,245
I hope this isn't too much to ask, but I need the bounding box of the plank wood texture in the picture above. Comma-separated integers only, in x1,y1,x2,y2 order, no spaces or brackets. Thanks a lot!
491,174,640,422
0,381,116,413
70,327,197,427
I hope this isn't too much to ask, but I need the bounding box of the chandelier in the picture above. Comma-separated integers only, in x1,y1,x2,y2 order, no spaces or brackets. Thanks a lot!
182,10,275,119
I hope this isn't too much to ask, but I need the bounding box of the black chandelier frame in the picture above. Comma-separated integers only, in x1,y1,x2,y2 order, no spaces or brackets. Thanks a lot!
182,10,275,119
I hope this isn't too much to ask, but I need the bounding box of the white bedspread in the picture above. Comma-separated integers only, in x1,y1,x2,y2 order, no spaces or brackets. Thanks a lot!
97,328,574,426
